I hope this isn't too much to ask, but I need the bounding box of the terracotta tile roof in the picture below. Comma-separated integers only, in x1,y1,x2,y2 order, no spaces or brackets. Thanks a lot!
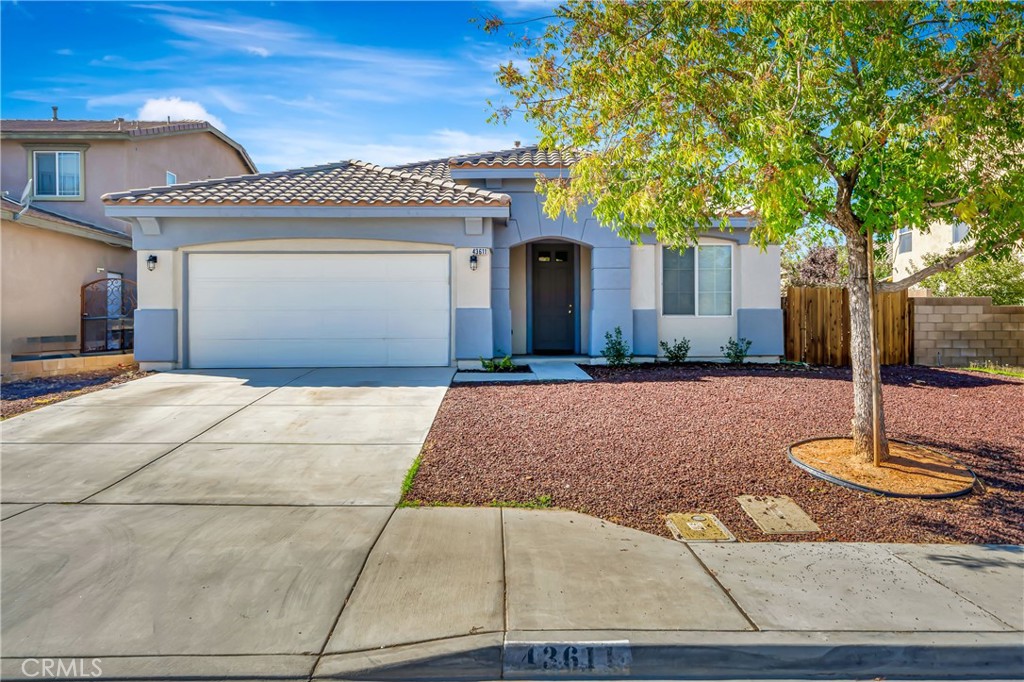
102,160,510,207
1,197,131,242
394,145,578,180
2,119,215,136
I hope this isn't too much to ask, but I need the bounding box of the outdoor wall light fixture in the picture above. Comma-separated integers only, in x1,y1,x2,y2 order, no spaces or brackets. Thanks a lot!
469,254,478,271
146,254,158,271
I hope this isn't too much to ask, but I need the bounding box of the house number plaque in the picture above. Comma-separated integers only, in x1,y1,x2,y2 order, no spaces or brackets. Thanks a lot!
503,640,632,675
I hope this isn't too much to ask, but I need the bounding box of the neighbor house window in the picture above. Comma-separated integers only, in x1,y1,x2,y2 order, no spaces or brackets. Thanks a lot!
952,223,969,244
166,171,177,185
34,150,81,198
663,245,732,316
897,227,913,254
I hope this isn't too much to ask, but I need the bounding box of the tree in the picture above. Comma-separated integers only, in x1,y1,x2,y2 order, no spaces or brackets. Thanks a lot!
486,1,1024,462
919,251,1024,305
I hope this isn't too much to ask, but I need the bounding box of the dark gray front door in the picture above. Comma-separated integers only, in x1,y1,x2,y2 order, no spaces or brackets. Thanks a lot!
532,243,575,353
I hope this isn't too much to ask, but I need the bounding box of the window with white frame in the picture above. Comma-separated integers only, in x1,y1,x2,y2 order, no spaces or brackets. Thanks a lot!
663,245,732,316
34,150,82,198
896,227,913,254
952,223,969,244
166,171,177,185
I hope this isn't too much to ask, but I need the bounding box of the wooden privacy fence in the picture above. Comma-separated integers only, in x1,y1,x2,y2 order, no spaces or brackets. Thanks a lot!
782,286,913,366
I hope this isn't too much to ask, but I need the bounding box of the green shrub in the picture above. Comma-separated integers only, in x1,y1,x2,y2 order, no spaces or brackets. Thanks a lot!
601,326,633,367
480,354,516,372
659,338,691,363
721,337,753,363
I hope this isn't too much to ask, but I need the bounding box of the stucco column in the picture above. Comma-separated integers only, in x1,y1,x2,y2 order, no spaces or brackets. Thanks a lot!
490,247,512,356
589,246,633,356
134,249,179,370
454,247,493,360
630,244,658,356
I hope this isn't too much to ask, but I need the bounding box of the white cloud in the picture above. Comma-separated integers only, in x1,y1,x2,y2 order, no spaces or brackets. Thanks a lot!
56,48,74,56
137,97,226,131
245,46,271,58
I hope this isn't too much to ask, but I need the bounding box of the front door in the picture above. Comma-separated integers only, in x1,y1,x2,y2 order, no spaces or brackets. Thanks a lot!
531,243,575,353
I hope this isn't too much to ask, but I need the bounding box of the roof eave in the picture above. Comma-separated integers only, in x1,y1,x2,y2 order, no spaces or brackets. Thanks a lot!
104,203,511,219
2,205,132,247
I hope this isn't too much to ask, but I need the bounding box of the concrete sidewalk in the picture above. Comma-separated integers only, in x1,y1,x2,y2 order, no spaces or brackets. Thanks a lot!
1,368,1021,680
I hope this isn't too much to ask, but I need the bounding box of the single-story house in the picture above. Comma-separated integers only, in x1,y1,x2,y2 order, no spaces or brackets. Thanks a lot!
103,146,782,370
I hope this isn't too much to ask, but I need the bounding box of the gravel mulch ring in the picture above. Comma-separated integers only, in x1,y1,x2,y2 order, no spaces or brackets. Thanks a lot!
1,365,150,419
408,364,1024,543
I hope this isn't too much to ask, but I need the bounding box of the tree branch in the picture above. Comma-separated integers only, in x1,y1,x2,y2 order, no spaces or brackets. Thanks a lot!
876,244,979,292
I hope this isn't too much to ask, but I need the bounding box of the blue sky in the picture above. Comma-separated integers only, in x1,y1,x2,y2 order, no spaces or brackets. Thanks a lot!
1,1,552,170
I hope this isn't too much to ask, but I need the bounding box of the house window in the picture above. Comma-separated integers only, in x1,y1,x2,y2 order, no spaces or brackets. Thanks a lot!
166,171,177,185
952,223,969,244
897,227,913,254
34,151,81,198
663,245,732,316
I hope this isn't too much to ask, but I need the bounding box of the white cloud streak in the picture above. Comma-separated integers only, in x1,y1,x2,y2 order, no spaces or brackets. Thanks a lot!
137,97,226,131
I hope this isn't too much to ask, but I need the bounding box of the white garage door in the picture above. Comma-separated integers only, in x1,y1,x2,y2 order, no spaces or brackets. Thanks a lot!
187,253,450,368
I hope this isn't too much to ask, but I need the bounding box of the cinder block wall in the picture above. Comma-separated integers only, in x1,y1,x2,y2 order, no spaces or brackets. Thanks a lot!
913,297,1024,367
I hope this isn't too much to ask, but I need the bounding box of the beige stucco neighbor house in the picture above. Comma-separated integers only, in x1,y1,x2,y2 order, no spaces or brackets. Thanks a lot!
104,146,783,371
1,115,256,377
891,222,973,283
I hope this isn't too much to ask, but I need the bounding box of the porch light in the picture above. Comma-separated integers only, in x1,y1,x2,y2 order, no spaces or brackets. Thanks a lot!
146,254,158,271
469,254,478,271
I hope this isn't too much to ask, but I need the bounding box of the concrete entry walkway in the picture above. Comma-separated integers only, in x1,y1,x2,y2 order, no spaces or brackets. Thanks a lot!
2,366,1022,680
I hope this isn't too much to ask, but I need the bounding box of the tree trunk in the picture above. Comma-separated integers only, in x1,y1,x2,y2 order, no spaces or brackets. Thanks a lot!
846,231,890,462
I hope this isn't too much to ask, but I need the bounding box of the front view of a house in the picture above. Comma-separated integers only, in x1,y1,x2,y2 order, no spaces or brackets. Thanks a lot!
104,146,783,370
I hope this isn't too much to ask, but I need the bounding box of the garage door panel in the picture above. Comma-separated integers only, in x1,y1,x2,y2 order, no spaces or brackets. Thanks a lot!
188,253,451,368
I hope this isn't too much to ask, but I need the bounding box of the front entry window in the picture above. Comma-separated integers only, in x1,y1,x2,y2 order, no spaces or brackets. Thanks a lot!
663,245,732,316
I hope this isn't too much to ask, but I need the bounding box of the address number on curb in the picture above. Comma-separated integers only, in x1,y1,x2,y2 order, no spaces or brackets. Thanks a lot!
503,641,632,675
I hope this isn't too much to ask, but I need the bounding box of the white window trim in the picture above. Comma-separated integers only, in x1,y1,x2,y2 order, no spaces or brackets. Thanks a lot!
896,227,913,254
660,242,735,318
31,149,84,200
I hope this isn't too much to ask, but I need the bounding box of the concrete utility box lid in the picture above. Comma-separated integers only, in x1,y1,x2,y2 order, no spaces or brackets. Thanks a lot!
736,495,821,534
665,513,735,542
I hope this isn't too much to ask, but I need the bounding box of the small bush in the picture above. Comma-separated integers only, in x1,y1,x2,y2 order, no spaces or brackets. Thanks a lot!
721,337,753,363
601,326,633,367
659,338,691,364
480,354,516,372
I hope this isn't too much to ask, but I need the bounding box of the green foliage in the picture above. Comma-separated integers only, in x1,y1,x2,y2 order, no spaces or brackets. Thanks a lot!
480,354,516,372
488,494,553,509
659,338,691,364
965,362,1024,379
721,337,753,364
399,453,422,501
489,2,1023,258
601,326,633,366
919,252,1024,305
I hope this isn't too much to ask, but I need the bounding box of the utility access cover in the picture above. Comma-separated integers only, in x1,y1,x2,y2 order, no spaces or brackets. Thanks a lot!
665,512,735,542
736,495,821,534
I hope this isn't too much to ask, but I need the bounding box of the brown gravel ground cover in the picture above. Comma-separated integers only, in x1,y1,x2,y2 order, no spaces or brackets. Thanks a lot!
1,365,149,419
407,364,1024,543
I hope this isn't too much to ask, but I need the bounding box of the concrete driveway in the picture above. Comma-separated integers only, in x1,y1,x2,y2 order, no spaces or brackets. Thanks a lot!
0,367,452,679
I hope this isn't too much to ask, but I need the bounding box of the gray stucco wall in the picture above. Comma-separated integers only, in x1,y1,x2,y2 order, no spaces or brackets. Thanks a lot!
455,308,494,360
632,308,658,356
134,309,178,362
737,308,784,356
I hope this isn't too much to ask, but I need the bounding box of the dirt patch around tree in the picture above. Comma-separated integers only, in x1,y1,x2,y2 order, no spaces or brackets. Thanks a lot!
407,364,1024,543
790,437,976,497
1,365,150,419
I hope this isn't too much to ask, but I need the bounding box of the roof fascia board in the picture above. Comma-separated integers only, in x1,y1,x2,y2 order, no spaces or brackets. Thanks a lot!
105,205,511,219
1,208,132,247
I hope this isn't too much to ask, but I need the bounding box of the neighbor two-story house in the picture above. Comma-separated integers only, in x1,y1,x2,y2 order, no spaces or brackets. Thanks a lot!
1,111,256,378
103,145,782,371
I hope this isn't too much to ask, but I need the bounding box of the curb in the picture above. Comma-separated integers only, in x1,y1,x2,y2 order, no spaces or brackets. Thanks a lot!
312,631,1024,680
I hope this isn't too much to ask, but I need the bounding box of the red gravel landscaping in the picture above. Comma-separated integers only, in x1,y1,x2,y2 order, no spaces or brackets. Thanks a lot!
1,365,149,419
408,364,1024,543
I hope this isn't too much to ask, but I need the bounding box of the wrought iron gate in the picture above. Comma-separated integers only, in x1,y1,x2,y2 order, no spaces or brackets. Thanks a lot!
81,278,137,354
